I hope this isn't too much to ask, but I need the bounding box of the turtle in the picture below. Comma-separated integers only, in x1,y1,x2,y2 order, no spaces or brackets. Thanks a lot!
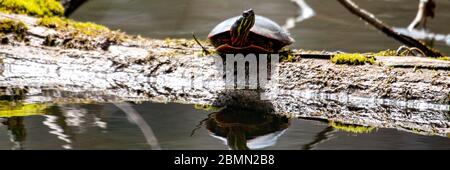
206,9,294,54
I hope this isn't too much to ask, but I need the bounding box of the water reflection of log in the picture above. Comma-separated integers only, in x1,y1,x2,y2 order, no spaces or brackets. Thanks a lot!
274,90,450,136
43,104,109,149
43,106,74,149
0,88,112,149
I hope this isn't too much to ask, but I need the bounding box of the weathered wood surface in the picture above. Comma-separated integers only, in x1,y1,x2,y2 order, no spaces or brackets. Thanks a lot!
0,13,449,137
377,56,450,70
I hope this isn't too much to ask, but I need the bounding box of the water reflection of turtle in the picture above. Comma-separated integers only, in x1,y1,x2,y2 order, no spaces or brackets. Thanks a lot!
202,107,291,150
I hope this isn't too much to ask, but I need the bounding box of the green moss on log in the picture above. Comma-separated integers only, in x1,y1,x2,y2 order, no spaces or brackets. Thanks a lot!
0,18,27,34
0,0,64,17
280,53,295,62
331,53,375,65
0,18,28,41
39,16,109,36
437,56,450,61
38,16,127,50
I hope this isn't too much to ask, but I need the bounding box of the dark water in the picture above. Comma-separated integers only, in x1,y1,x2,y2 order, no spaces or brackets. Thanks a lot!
71,0,450,54
0,102,449,150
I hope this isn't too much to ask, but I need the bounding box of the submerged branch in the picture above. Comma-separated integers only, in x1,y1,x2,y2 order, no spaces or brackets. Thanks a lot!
336,0,444,57
113,102,161,150
408,0,435,31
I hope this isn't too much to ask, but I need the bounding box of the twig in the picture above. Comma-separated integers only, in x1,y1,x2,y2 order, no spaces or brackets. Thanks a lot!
192,33,210,55
336,0,444,57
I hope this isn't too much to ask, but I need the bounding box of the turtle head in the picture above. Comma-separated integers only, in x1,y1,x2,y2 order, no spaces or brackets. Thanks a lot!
230,9,255,47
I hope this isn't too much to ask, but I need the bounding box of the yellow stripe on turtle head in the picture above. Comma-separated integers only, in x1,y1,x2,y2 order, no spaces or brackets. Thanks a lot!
231,13,255,47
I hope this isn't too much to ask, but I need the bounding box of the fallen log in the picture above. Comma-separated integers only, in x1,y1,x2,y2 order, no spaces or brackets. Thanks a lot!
0,13,449,137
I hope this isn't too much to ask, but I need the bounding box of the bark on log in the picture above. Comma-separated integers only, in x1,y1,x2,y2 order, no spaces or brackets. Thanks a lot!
0,13,449,137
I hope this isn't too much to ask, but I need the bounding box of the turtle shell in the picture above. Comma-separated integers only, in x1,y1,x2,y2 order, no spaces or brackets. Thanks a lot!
208,15,294,53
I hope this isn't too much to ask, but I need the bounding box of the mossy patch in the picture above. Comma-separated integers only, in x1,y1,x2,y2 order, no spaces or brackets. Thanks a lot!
0,0,64,17
38,16,127,50
0,1,132,50
437,56,450,61
0,18,27,34
280,53,295,62
329,121,375,134
279,48,296,62
39,16,109,36
0,18,28,41
331,53,375,65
